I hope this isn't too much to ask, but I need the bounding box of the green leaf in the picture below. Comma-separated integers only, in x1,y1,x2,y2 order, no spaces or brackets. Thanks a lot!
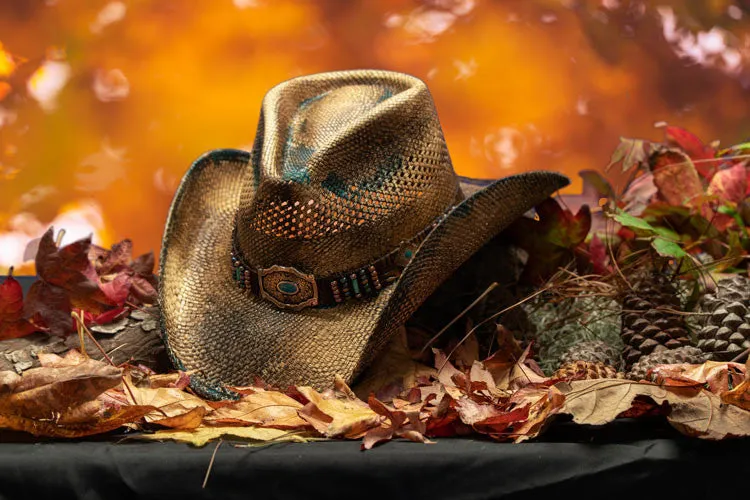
652,226,681,242
651,237,688,259
718,141,750,156
607,138,648,173
609,209,656,233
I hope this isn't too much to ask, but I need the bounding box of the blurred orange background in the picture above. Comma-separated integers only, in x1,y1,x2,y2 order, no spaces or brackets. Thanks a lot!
1,0,750,272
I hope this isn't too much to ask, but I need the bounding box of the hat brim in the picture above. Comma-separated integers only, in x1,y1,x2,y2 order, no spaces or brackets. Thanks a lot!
159,149,569,399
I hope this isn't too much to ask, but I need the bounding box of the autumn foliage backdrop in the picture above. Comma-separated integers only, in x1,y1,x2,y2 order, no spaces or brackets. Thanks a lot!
1,0,750,270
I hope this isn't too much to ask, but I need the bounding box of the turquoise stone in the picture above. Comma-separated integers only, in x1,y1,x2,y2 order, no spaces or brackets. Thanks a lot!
404,249,413,259
277,280,299,295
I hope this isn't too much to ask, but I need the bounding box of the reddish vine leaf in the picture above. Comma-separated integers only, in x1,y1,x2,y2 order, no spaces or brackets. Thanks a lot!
664,126,717,177
24,279,74,337
708,163,747,204
650,148,705,208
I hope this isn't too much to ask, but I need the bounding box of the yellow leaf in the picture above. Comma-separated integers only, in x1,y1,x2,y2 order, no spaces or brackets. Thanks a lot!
133,426,311,447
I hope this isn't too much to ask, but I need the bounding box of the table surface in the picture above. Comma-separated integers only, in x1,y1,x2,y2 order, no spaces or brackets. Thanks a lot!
2,277,748,499
0,420,747,500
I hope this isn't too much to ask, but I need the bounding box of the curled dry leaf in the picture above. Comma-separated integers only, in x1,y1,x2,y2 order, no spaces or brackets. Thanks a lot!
123,374,214,422
297,384,382,439
206,389,310,430
557,379,750,440
649,361,746,395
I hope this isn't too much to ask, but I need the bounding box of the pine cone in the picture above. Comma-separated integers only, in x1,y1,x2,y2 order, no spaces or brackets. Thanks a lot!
553,360,623,381
697,275,750,361
620,272,691,369
627,346,706,381
559,340,622,370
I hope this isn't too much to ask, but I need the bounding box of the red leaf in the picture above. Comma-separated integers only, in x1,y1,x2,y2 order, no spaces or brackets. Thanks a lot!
665,126,717,177
99,273,131,307
131,252,155,276
650,149,706,208
588,234,610,274
34,228,115,312
24,280,73,337
0,275,47,340
707,163,747,204
129,274,157,304
86,307,128,326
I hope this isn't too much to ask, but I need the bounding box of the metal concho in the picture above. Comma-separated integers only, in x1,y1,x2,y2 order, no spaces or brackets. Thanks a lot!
258,265,319,311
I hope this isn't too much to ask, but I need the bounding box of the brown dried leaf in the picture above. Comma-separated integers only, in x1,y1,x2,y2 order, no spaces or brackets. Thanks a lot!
124,376,214,422
2,359,122,419
151,406,206,430
557,379,750,440
206,389,309,429
650,361,746,394
352,327,435,401
297,385,382,439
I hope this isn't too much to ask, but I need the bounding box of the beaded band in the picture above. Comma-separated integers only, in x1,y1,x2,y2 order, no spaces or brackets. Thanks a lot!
230,214,445,311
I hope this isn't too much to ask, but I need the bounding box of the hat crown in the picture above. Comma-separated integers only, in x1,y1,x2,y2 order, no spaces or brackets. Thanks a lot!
236,70,461,277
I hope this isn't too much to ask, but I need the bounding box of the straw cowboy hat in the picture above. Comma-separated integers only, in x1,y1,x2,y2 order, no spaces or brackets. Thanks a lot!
159,69,569,399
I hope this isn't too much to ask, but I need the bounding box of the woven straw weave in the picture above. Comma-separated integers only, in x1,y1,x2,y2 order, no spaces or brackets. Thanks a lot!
159,70,568,399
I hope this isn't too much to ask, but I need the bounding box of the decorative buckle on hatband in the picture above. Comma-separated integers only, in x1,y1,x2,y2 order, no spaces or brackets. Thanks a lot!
257,265,319,311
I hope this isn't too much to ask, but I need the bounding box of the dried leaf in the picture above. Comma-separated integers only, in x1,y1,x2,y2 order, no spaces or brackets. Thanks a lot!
151,406,206,430
297,385,382,438
133,426,310,447
206,389,309,429
557,379,750,440
352,327,436,401
607,137,648,173
665,126,717,174
650,361,746,394
124,377,214,422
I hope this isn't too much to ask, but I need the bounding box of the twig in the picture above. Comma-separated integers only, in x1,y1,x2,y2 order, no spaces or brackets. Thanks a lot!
438,285,552,372
730,347,750,364
419,282,499,355
203,440,223,489
71,310,117,366
125,301,159,316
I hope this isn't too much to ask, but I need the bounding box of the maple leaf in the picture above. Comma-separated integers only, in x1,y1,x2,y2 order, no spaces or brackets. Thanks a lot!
0,272,46,340
506,198,592,284
362,395,430,449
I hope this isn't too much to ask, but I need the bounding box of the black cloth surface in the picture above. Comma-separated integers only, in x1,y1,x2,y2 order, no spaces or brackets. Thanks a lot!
2,277,748,499
0,421,747,500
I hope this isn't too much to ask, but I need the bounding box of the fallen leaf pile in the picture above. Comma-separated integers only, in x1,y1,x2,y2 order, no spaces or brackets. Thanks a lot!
0,333,747,448
0,227,157,339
